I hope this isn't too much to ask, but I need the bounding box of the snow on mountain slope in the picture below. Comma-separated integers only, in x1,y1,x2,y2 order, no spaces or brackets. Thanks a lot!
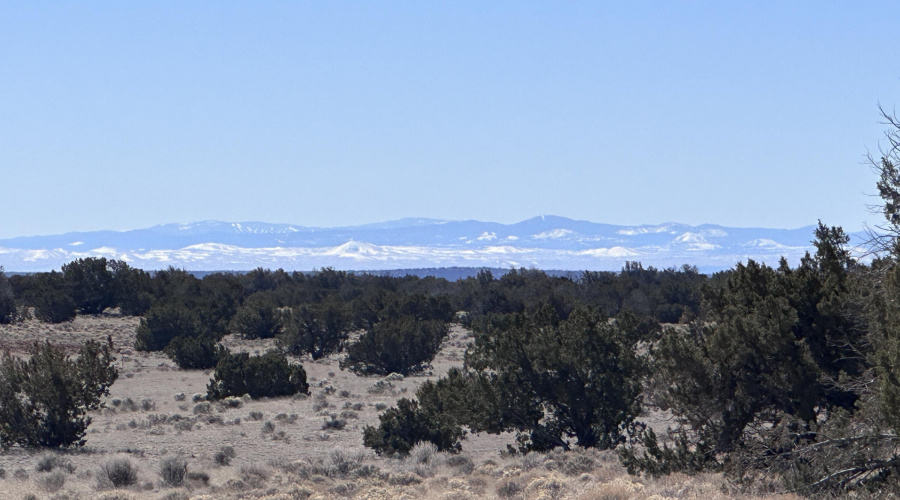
0,217,868,273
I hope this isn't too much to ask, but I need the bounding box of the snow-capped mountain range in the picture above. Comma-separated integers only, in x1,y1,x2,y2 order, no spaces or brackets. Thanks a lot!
0,216,868,273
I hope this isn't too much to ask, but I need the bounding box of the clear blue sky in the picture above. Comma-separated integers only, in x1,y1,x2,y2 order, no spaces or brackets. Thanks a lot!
2,2,899,238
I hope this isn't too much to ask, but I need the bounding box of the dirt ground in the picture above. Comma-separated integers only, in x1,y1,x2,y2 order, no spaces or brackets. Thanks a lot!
0,315,800,500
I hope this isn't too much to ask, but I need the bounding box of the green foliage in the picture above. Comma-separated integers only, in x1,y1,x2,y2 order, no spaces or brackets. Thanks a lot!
134,302,202,352
145,269,242,338
632,230,868,488
165,336,223,370
662,262,814,446
230,295,284,339
0,339,118,448
30,272,76,324
872,260,900,434
206,350,309,400
458,305,643,452
110,261,153,316
276,302,350,359
377,293,455,324
362,398,463,457
341,318,448,376
195,273,244,336
0,267,17,324
641,261,820,469
61,257,116,315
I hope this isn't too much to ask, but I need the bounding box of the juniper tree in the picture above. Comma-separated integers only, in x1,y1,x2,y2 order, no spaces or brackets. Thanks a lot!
276,301,350,359
0,339,118,448
0,267,16,324
416,304,643,453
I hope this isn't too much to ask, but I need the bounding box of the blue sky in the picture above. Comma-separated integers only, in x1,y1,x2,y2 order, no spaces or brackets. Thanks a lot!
2,2,899,238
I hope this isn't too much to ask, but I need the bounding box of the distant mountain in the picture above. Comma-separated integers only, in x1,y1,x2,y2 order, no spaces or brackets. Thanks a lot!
0,217,869,273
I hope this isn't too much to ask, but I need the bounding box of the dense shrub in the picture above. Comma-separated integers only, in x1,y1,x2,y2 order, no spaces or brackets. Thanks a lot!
36,454,76,473
194,273,244,336
230,295,283,339
165,336,223,370
0,267,17,324
419,305,643,453
135,303,202,351
158,456,188,487
377,293,456,324
61,257,117,315
214,446,236,466
341,318,448,376
30,272,76,324
276,302,350,359
118,290,153,316
113,262,153,316
363,398,463,457
99,458,138,488
32,290,77,323
0,339,118,448
207,350,309,400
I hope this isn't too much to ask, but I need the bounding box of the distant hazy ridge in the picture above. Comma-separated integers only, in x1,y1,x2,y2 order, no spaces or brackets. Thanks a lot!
0,216,867,273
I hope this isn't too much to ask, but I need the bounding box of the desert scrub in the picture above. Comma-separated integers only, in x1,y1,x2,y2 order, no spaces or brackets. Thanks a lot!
99,458,139,488
322,415,347,431
409,441,438,465
37,469,68,492
274,413,298,424
36,454,76,473
158,456,188,487
192,401,212,414
313,394,331,412
214,446,236,466
186,470,210,486
497,479,524,498
121,397,139,412
239,465,270,489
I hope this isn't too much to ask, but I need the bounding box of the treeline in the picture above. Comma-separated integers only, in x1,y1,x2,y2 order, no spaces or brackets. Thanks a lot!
0,256,707,452
0,258,708,336
0,258,706,380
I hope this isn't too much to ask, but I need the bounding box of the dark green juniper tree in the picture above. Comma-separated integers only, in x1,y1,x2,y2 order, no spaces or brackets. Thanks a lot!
0,266,16,324
230,294,284,340
621,108,900,496
0,338,118,448
387,304,643,454
277,301,351,359
62,257,117,315
207,350,309,400
362,398,464,456
341,317,448,376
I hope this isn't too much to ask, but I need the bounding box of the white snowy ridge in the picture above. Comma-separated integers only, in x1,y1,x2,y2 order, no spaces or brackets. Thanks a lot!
0,217,865,273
